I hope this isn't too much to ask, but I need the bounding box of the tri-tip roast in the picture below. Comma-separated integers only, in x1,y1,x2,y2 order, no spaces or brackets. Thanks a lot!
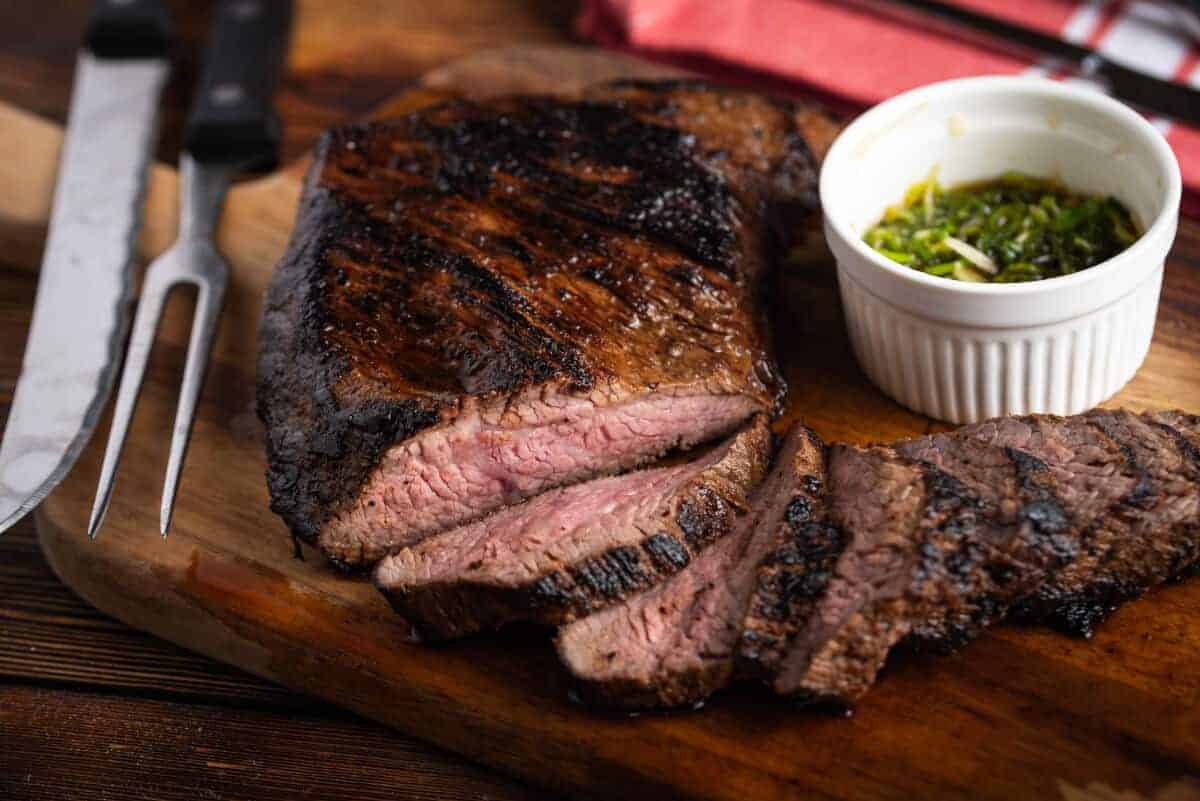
257,81,831,569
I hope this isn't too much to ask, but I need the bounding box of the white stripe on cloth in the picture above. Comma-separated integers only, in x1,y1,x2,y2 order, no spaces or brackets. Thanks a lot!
1024,0,1105,81
1062,0,1109,44
1101,2,1188,79
1101,3,1192,134
1037,1,1194,135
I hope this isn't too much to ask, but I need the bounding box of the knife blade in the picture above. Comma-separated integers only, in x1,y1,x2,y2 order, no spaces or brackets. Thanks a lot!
0,0,171,534
866,0,1200,128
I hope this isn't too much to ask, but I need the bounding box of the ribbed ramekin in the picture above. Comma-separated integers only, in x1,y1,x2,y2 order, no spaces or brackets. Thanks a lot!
820,76,1181,424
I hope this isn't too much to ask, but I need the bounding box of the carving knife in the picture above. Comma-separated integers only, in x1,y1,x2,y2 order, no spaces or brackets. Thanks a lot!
0,0,171,534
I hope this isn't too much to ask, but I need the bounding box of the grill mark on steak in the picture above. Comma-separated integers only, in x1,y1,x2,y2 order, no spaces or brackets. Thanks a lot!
258,81,831,567
556,422,827,710
643,532,693,572
1088,414,1157,508
737,432,844,683
1150,411,1200,471
374,417,771,640
751,412,1199,705
404,97,741,271
771,424,1116,702
767,445,928,701
1004,410,1162,634
890,420,1126,654
777,455,1006,702
1013,410,1200,635
908,445,1074,648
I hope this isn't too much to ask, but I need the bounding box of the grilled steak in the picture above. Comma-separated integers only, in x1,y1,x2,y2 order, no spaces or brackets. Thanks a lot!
257,81,832,568
763,443,928,702
374,416,770,640
751,411,1200,704
737,430,845,683
1011,409,1200,635
556,422,826,709
884,416,1100,649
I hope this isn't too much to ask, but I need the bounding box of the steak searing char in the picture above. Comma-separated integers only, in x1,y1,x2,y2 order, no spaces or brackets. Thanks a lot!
556,422,827,710
1007,409,1200,635
552,411,1200,709
742,411,1200,705
256,80,830,569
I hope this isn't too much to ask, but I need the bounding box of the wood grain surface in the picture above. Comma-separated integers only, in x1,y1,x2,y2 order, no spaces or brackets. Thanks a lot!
0,522,547,801
2,37,1197,801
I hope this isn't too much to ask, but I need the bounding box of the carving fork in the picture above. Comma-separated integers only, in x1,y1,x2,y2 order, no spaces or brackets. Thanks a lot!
89,0,291,537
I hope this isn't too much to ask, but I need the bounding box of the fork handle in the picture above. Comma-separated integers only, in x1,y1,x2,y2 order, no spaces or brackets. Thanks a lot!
184,0,292,169
85,0,172,59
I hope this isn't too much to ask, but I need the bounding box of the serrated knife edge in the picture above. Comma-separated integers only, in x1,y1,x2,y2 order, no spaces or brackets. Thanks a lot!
0,53,168,533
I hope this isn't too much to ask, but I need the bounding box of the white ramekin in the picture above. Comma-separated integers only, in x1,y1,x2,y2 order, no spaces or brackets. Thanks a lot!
820,76,1181,424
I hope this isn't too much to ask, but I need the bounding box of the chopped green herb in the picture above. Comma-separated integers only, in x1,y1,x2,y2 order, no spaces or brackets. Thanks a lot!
863,171,1140,283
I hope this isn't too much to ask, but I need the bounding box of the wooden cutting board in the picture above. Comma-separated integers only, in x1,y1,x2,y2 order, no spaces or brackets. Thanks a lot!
5,46,1200,801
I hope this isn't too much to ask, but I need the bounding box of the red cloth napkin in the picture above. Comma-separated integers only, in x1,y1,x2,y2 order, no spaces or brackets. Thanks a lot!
578,0,1200,216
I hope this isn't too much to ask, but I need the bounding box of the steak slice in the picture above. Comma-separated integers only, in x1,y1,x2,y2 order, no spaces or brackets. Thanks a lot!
737,427,845,683
761,411,1200,704
771,421,1113,702
374,416,771,640
556,422,828,710
257,81,832,568
764,444,929,702
891,415,1121,647
1012,409,1200,635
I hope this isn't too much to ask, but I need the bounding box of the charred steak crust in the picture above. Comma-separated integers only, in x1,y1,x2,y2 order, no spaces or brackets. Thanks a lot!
782,452,999,702
736,427,844,682
904,412,1188,643
801,427,1111,700
556,421,827,710
772,422,1093,701
766,412,1200,704
257,81,827,565
890,416,1124,651
528,481,740,610
765,445,928,701
256,176,439,551
375,417,772,640
1013,410,1200,635
904,444,1076,649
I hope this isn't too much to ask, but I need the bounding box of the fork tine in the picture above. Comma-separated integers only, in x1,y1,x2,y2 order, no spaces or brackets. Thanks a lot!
159,271,228,536
87,266,177,539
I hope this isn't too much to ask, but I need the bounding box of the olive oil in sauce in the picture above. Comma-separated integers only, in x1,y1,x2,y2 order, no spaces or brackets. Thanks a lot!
863,171,1140,283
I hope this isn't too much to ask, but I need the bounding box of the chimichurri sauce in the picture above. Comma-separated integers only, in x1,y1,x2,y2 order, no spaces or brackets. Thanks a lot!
863,171,1140,283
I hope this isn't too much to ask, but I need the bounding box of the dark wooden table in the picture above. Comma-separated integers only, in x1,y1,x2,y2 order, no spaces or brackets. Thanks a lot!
0,2,574,798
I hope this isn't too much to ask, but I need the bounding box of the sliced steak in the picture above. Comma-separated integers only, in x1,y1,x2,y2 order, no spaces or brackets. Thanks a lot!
772,421,1114,702
374,416,771,640
762,411,1200,704
737,427,844,683
891,415,1121,646
556,422,827,710
1012,409,1200,634
765,444,928,702
257,81,834,568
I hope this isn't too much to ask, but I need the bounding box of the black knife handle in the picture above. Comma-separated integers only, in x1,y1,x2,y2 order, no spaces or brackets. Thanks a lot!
85,0,172,59
184,0,292,168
